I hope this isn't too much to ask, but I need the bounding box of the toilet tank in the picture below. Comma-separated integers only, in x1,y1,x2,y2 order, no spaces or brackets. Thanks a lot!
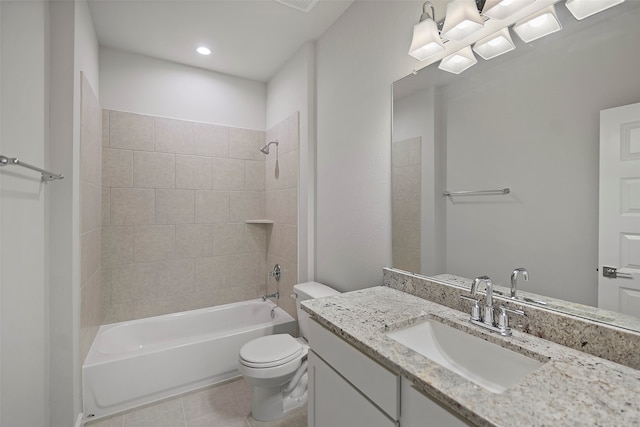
293,281,340,339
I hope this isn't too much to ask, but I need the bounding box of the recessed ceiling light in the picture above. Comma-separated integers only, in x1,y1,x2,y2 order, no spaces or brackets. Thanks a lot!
197,46,211,56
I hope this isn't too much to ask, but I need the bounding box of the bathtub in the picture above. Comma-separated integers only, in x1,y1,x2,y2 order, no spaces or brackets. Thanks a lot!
82,299,296,421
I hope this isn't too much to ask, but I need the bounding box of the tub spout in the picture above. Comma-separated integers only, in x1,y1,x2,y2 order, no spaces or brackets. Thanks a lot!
262,292,279,302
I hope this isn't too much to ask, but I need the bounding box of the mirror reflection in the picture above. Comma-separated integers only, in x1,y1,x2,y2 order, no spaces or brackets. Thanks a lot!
392,0,640,330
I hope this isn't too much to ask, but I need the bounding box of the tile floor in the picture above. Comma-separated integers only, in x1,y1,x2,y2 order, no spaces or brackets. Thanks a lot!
85,378,307,427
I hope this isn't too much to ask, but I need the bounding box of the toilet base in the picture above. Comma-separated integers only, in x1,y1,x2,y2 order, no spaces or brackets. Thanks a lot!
251,383,308,422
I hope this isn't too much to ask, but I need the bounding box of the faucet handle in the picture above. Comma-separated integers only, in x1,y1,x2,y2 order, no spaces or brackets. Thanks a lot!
460,295,481,321
497,306,525,336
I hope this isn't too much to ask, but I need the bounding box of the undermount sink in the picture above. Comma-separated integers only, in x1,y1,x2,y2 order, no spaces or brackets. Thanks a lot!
386,319,545,393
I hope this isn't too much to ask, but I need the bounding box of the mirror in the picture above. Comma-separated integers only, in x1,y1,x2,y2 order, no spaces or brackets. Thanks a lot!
392,0,640,331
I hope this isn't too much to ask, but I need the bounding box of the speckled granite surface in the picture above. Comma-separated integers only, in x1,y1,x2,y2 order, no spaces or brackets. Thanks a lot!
384,268,640,370
302,286,640,427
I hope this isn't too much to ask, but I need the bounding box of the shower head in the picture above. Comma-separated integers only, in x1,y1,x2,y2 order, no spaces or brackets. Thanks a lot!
259,140,279,155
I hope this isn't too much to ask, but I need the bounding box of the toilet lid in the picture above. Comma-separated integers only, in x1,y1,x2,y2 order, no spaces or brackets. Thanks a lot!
239,334,303,368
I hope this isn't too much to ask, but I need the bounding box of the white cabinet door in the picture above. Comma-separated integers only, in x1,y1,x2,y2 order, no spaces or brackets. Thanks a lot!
308,351,397,427
400,378,472,427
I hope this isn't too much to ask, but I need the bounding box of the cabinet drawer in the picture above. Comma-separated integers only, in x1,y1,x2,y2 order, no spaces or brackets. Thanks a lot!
309,351,397,427
306,319,399,419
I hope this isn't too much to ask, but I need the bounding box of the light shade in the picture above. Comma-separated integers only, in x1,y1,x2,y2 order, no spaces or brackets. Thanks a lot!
481,0,536,19
473,28,516,60
513,5,562,43
409,18,445,61
565,0,625,20
441,0,485,41
438,46,478,74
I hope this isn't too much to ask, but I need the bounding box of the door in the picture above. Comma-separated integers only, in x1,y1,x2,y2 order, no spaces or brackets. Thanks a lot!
599,102,640,315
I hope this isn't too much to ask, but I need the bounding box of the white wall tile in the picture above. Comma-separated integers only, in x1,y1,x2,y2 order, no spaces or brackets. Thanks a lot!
101,303,134,325
81,124,102,186
265,189,297,226
194,191,229,224
110,188,156,225
230,191,263,222
176,155,212,190
212,158,245,190
110,262,156,304
102,226,134,266
81,181,102,234
156,259,195,298
102,109,110,148
156,189,195,224
81,228,101,286
132,290,213,319
245,160,265,191
80,268,102,362
154,117,194,154
194,122,229,157
266,149,298,191
102,188,111,226
194,257,226,291
229,128,265,161
176,224,213,259
133,151,175,189
133,225,176,262
109,111,154,151
103,148,133,188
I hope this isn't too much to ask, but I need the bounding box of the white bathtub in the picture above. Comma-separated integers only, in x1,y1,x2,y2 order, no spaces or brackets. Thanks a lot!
82,299,296,421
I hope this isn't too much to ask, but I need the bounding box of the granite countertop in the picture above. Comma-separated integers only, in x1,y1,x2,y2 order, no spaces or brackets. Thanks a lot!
302,286,640,427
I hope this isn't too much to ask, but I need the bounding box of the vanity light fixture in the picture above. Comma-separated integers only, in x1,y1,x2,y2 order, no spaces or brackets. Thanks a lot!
196,46,212,55
441,0,485,41
438,46,478,74
565,0,625,20
409,2,446,61
481,0,536,19
473,27,516,60
407,0,625,73
513,5,562,43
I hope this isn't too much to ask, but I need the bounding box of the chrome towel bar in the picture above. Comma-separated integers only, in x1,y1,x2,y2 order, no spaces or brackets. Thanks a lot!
443,188,510,196
0,155,64,182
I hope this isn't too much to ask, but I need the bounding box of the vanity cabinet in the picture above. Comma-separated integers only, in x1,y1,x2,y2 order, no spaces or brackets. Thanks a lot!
400,378,473,427
306,319,473,427
306,319,399,427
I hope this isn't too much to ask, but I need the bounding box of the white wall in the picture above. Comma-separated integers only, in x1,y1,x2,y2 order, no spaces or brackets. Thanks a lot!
315,1,419,291
267,41,315,282
1,2,49,425
100,47,266,131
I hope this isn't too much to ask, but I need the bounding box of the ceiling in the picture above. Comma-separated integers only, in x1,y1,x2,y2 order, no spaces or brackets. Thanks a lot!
88,0,354,82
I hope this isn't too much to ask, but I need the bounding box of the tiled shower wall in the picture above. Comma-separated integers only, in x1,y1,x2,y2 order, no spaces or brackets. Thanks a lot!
80,74,104,361
101,110,299,323
392,137,421,273
265,113,300,319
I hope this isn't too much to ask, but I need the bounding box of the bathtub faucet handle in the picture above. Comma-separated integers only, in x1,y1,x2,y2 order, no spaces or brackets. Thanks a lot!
269,264,281,282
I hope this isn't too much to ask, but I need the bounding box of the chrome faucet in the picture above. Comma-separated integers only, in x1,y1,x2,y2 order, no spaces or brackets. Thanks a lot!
510,268,528,299
471,276,495,326
461,275,525,336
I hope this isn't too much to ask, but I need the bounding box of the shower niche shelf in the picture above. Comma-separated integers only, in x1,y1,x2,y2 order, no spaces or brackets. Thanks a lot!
245,219,274,224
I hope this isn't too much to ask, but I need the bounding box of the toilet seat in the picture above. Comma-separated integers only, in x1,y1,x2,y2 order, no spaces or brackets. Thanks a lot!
239,334,304,369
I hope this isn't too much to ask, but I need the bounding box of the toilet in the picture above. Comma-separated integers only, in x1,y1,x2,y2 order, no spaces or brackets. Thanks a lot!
238,281,340,422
